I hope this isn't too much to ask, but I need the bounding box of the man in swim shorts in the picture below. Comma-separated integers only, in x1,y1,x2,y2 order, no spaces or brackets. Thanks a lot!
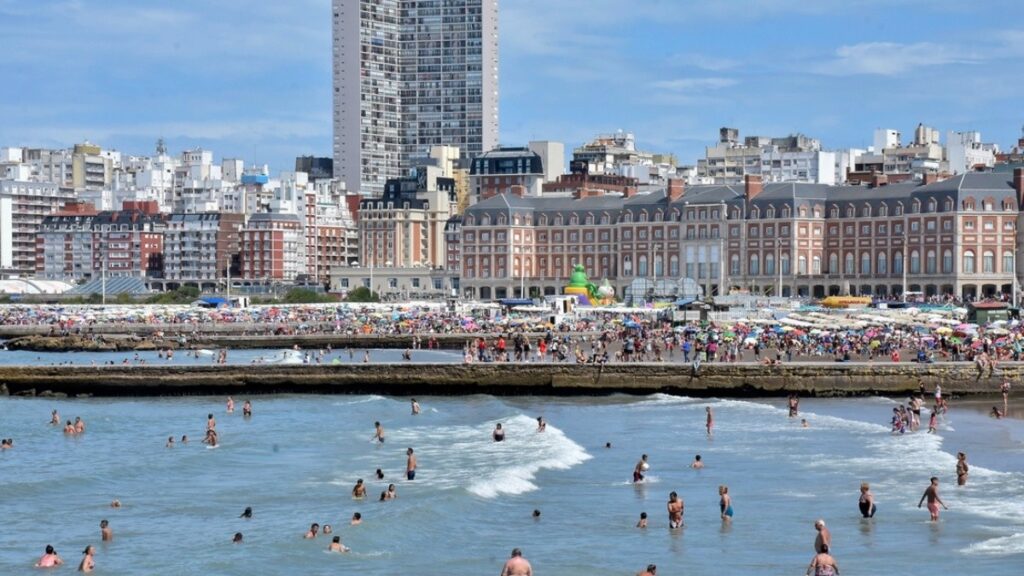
918,477,948,521
667,491,683,529
633,454,649,483
373,422,385,443
493,423,505,442
813,520,831,553
406,447,416,480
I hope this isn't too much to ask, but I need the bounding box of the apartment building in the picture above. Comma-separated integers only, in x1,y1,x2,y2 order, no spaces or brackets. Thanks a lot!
162,212,244,289
240,212,306,282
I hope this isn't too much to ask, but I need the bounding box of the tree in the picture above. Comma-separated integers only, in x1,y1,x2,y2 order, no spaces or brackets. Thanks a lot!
345,286,380,303
282,288,335,304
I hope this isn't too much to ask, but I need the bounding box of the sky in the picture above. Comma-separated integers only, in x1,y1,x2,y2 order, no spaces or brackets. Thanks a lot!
1,0,1023,172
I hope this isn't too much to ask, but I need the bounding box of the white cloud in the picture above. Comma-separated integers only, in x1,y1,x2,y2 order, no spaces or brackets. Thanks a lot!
816,41,979,75
671,54,740,72
652,78,737,92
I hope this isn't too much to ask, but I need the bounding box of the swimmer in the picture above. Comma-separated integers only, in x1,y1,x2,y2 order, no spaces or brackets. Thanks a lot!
536,417,546,432
110,500,121,508
242,400,252,417
1001,380,1011,413
636,512,648,528
637,564,657,576
719,485,733,521
203,429,218,447
990,406,1004,419
801,419,809,428
705,406,714,436
50,409,60,425
921,473,950,518
411,398,421,415
352,479,367,499
233,532,243,544
64,420,75,435
633,454,649,483
493,423,505,442
350,512,362,526
386,483,397,499
667,491,684,529
379,490,388,501
78,545,95,573
35,544,63,568
207,413,216,431
406,448,416,480
499,548,532,576
858,483,876,518
605,442,612,449
74,417,85,434
927,410,937,433
328,535,350,553
375,468,384,480
240,507,253,519
788,393,800,418
166,436,174,448
322,525,333,535
805,544,839,576
226,396,234,413
100,519,112,541
363,350,370,363
304,523,320,539
372,422,385,443
402,348,412,361
956,452,969,486
813,520,831,553
691,455,704,469
532,509,541,520
181,435,188,443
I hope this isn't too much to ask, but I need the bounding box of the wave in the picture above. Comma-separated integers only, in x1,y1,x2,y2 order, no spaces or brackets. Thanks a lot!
466,414,591,498
962,532,1024,556
332,395,386,406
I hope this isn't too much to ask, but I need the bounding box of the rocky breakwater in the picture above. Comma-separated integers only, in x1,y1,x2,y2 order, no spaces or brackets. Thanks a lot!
0,361,1013,398
4,334,170,352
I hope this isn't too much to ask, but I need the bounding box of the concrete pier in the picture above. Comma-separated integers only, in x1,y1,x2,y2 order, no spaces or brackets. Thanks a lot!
0,362,1009,398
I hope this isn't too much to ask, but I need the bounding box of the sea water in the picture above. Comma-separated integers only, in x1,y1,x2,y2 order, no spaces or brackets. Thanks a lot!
0,394,1021,574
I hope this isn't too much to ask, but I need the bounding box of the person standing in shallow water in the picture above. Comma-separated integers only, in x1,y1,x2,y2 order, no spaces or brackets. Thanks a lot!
918,477,948,521
956,452,969,486
499,548,532,576
706,406,714,436
406,447,417,480
858,483,876,518
719,485,733,521
667,491,684,529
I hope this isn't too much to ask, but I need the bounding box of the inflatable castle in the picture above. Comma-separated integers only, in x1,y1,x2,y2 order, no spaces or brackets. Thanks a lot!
563,264,616,306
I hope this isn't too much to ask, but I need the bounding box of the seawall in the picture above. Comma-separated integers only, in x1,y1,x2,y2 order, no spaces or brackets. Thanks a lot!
0,362,1011,398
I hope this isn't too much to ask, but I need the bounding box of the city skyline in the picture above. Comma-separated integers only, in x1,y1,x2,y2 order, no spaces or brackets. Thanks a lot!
1,0,1023,171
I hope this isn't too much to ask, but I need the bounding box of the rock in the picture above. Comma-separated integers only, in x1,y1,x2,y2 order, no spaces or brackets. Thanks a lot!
0,383,8,395
13,388,36,397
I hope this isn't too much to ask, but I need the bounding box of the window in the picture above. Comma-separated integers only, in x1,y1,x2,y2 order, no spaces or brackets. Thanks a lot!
1004,251,1014,274
910,250,921,274
623,256,632,275
862,205,871,217
984,220,994,231
926,220,936,231
927,199,936,213
964,220,975,230
829,206,839,218
828,253,838,274
781,253,791,275
730,254,740,276
943,219,952,231
846,205,855,218
983,251,995,273
798,255,807,275
812,255,821,274
669,255,679,277
879,204,888,217
943,250,953,274
926,250,936,274
765,253,776,276
963,250,975,274
877,252,887,274
894,251,904,274
638,255,648,276
780,225,790,236
861,224,870,235
895,204,904,216
861,252,871,275
845,252,855,275
749,254,760,275
910,221,919,232
877,224,888,235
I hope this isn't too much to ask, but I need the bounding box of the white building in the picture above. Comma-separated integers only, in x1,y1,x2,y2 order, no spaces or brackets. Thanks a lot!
947,131,997,175
697,128,831,184
0,179,76,275
331,0,499,196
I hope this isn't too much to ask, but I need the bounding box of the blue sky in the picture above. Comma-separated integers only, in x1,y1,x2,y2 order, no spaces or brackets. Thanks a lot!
1,0,1023,171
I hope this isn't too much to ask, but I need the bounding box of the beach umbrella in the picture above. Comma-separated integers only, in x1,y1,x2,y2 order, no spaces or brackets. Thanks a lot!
935,327,953,335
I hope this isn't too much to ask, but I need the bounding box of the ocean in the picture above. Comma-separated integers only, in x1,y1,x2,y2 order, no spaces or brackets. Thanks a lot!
0,393,1021,574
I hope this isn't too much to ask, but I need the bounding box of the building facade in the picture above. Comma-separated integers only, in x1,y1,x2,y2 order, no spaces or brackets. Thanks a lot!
332,0,499,196
240,212,306,282
459,171,1024,301
162,213,244,289
0,179,76,275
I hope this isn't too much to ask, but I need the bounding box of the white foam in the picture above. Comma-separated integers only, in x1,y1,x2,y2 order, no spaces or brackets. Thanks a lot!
631,393,700,407
465,415,591,498
962,532,1024,556
332,395,386,406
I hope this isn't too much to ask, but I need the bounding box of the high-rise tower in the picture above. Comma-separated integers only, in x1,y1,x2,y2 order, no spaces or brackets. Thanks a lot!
332,0,499,196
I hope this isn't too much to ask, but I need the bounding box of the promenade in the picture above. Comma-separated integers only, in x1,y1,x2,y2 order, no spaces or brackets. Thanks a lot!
0,361,1010,398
